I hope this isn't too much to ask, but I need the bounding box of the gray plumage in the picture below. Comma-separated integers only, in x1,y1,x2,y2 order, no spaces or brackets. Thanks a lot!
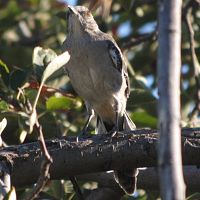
62,5,138,194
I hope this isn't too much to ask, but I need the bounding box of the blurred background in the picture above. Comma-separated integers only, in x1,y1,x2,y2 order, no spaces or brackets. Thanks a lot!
0,0,200,199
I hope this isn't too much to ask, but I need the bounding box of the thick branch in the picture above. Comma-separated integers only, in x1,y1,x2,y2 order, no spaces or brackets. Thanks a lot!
0,128,199,188
78,166,200,192
158,0,185,199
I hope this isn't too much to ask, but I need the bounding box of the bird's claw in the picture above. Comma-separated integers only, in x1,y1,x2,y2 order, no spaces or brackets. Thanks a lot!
111,130,117,137
109,125,119,137
109,128,124,139
76,129,90,142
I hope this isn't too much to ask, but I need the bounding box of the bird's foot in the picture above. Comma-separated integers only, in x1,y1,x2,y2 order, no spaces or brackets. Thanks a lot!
109,128,124,138
108,126,119,140
76,129,91,142
111,130,118,137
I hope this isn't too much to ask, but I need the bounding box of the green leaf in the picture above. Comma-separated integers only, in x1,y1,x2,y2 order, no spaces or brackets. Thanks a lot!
32,48,70,110
128,88,157,117
32,47,58,82
41,51,70,83
0,59,9,73
131,111,157,128
33,47,57,67
186,193,200,200
46,96,80,111
0,100,9,111
0,59,10,86
29,49,70,134
128,76,157,118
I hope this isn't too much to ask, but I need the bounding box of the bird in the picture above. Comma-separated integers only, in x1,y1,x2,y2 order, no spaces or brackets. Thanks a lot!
62,5,138,194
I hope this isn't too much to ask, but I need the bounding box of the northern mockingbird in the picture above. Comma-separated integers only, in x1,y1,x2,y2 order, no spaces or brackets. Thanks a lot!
62,5,138,194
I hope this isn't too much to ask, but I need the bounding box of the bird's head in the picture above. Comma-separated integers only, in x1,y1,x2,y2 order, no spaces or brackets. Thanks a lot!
67,5,99,34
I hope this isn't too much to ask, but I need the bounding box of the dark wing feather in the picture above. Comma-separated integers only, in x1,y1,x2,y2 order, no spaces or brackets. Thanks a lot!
107,40,122,72
107,40,130,98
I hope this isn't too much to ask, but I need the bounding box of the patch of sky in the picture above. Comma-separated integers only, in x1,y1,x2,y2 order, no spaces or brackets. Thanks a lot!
182,80,189,90
112,14,120,22
145,75,158,99
138,21,157,34
117,21,132,38
126,51,135,60
152,88,158,99
181,64,190,90
133,191,139,198
145,75,154,88
182,64,189,74
60,0,77,6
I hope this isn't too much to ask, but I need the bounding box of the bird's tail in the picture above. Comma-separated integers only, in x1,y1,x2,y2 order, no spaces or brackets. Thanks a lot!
114,168,139,194
123,111,136,131
96,111,139,194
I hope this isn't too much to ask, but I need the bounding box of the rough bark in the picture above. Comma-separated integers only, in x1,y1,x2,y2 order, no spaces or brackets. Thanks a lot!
78,166,200,192
158,0,185,199
0,128,199,188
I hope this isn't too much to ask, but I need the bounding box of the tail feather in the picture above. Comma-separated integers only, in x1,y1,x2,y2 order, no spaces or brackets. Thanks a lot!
123,111,136,131
95,116,107,134
96,111,136,134
96,112,138,195
117,112,138,194
114,168,139,194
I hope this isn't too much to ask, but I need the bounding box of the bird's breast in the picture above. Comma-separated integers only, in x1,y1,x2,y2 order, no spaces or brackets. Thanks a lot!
65,42,127,120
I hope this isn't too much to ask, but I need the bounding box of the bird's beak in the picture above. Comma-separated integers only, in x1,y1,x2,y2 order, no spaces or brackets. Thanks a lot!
68,5,78,15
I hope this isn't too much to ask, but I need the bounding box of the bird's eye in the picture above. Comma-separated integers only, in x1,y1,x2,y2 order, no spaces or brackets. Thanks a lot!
82,11,91,17
86,11,90,15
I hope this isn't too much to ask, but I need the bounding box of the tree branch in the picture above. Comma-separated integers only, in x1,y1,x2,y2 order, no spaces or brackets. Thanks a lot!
77,166,200,193
0,128,199,188
122,31,158,51
158,0,185,199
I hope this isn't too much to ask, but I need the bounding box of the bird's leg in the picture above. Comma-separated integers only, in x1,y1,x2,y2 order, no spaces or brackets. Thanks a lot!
77,112,94,142
78,108,95,138
111,111,119,137
110,98,121,137
95,116,103,135
80,112,94,136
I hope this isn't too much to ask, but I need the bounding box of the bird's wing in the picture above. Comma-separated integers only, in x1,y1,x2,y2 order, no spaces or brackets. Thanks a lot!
106,40,130,98
107,40,123,72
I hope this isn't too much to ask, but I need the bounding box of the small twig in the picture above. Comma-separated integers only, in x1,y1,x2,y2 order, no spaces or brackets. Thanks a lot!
25,121,53,200
122,31,158,50
183,1,200,121
182,0,200,16
25,81,76,99
69,176,85,200
36,121,53,162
